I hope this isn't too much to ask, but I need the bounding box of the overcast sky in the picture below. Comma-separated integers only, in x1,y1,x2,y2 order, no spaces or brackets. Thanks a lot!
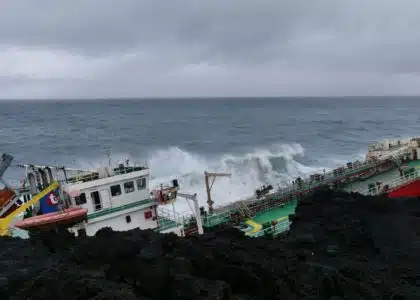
1,0,420,99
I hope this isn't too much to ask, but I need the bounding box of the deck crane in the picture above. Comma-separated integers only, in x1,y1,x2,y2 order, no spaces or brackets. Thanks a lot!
204,171,231,214
176,192,204,235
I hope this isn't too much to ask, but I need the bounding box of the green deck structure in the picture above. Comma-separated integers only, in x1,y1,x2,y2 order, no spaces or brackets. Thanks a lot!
343,160,420,194
156,154,420,237
240,200,296,237
154,216,182,232
252,200,296,224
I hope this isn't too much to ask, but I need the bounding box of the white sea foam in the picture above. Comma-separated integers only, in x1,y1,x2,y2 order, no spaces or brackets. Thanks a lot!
75,143,356,213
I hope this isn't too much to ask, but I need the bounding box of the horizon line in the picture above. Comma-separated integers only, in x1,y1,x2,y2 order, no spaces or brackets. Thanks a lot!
1,95,420,101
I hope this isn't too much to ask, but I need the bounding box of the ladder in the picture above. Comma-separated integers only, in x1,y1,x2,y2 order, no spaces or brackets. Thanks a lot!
238,201,251,219
391,155,403,166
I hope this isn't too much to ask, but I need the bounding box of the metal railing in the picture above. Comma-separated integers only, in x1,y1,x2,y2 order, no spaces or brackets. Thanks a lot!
212,157,391,215
376,146,412,160
156,207,189,232
6,180,27,188
66,165,148,184
202,156,409,238
247,219,291,238
357,170,420,196
203,208,233,227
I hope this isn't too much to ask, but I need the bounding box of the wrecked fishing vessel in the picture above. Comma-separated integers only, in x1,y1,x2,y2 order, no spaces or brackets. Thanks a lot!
1,137,420,238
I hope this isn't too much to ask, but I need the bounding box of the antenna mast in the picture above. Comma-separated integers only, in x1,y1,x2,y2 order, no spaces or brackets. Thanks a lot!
101,148,112,168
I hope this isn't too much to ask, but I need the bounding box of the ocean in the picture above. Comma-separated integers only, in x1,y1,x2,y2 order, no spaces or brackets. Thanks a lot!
1,97,420,212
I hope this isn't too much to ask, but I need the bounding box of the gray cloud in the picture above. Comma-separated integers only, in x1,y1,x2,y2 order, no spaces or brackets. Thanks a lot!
1,0,420,98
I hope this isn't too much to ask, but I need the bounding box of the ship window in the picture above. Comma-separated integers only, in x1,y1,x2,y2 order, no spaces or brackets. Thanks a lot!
126,215,131,223
91,191,102,211
136,178,146,190
110,184,122,197
124,181,135,193
75,193,87,205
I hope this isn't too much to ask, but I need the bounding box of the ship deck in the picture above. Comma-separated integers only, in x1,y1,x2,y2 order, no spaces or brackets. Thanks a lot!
155,216,182,232
159,159,420,237
342,160,420,194
240,200,296,236
242,159,420,237
251,200,296,224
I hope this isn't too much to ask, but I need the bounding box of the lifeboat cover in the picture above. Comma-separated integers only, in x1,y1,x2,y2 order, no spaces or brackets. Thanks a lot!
14,207,88,230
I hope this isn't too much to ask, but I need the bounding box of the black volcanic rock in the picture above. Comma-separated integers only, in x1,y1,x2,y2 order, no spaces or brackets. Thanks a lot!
1,187,420,299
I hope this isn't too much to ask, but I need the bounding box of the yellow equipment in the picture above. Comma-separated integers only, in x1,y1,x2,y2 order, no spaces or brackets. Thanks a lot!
0,182,60,236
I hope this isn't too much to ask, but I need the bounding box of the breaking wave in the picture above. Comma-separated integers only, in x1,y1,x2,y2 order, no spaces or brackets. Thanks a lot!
146,144,322,212
75,143,364,213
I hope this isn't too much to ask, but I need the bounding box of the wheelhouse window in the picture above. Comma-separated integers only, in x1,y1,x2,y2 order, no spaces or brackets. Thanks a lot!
124,181,135,193
75,193,87,205
110,184,122,197
91,191,102,211
136,178,146,190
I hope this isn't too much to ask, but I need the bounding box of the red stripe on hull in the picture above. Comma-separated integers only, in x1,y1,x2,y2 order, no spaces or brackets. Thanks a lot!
388,179,420,198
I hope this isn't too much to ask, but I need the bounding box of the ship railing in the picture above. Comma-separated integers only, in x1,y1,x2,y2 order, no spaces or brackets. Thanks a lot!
112,165,148,176
156,207,188,231
66,171,100,183
6,180,26,189
231,159,384,209
356,169,420,196
271,157,393,195
212,156,399,216
212,198,252,214
380,147,412,160
290,159,380,188
65,165,148,184
184,225,199,236
247,197,284,216
203,208,233,227
247,219,291,238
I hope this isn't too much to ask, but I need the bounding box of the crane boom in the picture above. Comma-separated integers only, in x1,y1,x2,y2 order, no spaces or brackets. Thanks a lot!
176,192,203,235
204,171,231,214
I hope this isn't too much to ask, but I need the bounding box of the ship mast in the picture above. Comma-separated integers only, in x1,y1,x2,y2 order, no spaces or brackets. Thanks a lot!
204,171,231,214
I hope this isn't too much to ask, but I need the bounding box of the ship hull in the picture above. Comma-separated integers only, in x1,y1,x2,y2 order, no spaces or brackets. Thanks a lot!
387,178,420,198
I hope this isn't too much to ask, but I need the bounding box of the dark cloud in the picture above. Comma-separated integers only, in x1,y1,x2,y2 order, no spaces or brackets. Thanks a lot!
1,0,420,98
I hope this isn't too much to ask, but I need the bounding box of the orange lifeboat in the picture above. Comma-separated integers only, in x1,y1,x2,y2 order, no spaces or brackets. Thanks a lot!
14,207,88,230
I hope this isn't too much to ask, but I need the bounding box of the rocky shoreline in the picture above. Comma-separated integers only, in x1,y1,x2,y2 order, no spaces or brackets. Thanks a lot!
2,187,420,299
